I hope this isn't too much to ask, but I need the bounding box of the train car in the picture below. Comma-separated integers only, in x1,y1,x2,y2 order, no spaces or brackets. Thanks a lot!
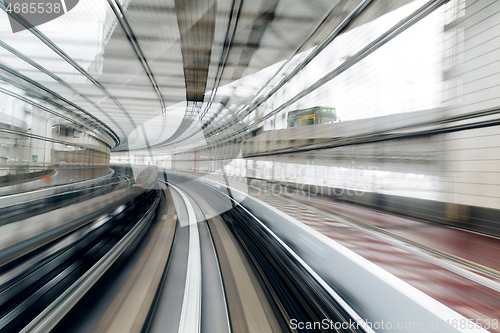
287,106,337,128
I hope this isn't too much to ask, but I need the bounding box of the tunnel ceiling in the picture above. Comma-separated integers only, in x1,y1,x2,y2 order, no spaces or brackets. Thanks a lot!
0,0,412,151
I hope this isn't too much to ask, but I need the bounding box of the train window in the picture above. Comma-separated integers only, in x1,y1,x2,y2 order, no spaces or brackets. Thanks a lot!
301,118,315,126
287,106,336,128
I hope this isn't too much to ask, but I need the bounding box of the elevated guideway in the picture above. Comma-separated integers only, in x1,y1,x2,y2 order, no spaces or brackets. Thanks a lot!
0,0,499,332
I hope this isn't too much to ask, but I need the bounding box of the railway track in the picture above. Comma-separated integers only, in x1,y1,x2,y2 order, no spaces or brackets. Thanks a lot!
158,173,372,333
0,171,374,333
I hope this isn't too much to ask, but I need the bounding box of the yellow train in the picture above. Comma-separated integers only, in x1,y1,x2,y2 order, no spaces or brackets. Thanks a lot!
286,106,337,128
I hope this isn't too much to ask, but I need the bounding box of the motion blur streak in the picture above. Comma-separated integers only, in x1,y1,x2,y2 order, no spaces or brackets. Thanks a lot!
0,0,499,332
